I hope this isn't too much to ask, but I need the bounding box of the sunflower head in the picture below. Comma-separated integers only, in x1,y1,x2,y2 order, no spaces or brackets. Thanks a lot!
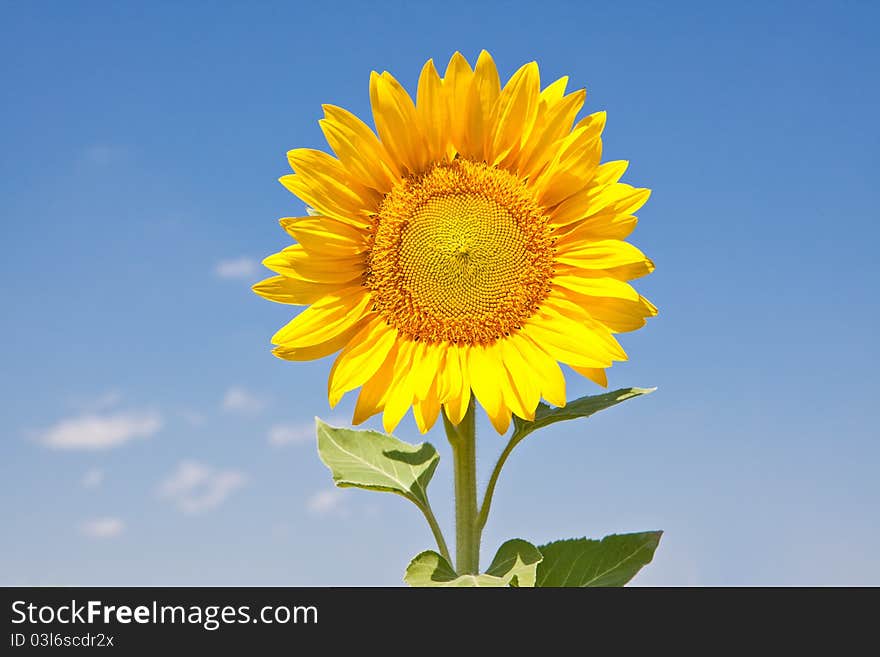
254,51,656,434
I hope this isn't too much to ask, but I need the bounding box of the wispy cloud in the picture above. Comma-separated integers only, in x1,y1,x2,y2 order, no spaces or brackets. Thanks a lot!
80,517,125,539
81,468,104,488
268,423,313,447
179,410,206,427
222,387,266,414
306,489,346,515
268,415,349,447
37,411,162,450
158,461,247,514
214,257,259,280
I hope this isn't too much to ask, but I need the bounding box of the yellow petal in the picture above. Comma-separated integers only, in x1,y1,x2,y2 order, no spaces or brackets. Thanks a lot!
557,213,639,241
382,340,419,432
467,344,511,433
279,174,371,228
570,365,608,387
279,216,367,256
413,379,441,434
285,148,380,216
522,314,615,369
262,245,364,284
370,71,429,174
510,334,566,407
534,111,604,172
569,110,607,143
443,52,475,156
473,50,502,115
351,346,396,421
458,50,501,160
327,318,398,406
507,75,570,170
416,59,447,162
540,76,569,103
533,112,606,207
552,274,640,301
584,184,651,221
499,365,532,422
486,61,540,166
555,239,650,271
353,342,398,425
498,338,540,420
443,393,470,426
435,343,454,401
252,275,344,305
542,296,628,359
442,346,471,424
517,89,586,178
320,104,400,190
603,259,656,281
271,288,371,347
592,160,630,188
272,319,365,361
549,161,631,227
411,342,444,401
579,295,658,333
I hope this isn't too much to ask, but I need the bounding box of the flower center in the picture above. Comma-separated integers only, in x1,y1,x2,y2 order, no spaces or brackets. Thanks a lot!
366,159,555,345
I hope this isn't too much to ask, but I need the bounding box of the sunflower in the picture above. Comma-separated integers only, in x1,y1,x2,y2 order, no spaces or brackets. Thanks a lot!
254,51,656,434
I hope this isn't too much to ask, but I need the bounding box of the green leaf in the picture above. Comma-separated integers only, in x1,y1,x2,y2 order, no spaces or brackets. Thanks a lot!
404,539,543,587
485,539,543,587
315,419,439,510
511,387,656,445
404,551,508,587
404,551,458,586
536,531,663,587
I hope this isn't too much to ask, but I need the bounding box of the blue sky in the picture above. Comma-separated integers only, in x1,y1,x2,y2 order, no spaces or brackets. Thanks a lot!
1,0,878,585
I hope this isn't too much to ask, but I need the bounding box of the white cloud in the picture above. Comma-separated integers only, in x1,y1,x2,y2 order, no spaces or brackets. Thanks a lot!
269,415,350,447
268,423,313,446
81,468,104,488
306,489,346,515
158,461,247,514
179,410,206,427
222,387,266,414
80,517,124,539
214,257,259,280
37,411,162,450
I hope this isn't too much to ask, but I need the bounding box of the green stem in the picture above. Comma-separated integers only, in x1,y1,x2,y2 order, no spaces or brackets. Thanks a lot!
420,502,452,566
476,433,520,532
443,399,479,574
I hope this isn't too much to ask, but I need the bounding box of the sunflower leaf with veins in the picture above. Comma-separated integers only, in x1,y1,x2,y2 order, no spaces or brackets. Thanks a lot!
315,419,438,508
404,538,543,587
510,386,656,443
535,531,663,587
